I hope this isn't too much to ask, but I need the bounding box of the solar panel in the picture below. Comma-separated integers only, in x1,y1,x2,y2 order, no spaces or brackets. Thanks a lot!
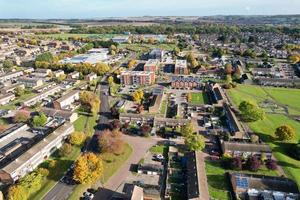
236,176,249,189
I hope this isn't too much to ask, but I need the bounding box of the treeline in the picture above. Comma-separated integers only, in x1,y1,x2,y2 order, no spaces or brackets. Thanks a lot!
69,23,300,36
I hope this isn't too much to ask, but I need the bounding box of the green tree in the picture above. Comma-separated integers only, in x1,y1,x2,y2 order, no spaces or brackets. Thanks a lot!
108,76,114,85
32,113,47,127
15,86,25,96
185,134,205,151
275,125,296,141
239,101,265,122
180,122,194,137
3,59,14,68
59,143,73,157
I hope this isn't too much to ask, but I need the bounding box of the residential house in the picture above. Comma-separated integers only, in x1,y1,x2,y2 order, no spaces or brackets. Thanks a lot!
0,123,74,183
229,173,299,200
53,70,65,78
171,76,202,89
0,93,15,105
0,71,24,83
186,151,209,200
22,85,61,106
205,82,227,106
221,141,272,159
41,107,78,123
85,73,97,82
17,77,44,88
53,90,80,110
67,71,80,79
33,69,52,78
224,103,245,139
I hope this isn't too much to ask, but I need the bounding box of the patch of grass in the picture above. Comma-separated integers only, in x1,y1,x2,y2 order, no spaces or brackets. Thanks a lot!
30,144,82,200
189,92,209,105
68,143,133,200
159,100,167,115
227,84,300,187
205,160,278,200
149,144,166,154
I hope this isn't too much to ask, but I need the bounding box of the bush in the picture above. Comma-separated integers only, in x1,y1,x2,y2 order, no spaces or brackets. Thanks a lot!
59,143,73,157
246,156,261,171
69,132,86,146
266,159,277,170
275,124,296,141
231,156,243,170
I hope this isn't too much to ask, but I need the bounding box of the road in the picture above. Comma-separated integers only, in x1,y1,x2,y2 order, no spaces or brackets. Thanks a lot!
43,53,135,200
93,135,159,200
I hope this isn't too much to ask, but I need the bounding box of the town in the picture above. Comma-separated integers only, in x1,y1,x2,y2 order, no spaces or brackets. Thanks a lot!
0,14,299,200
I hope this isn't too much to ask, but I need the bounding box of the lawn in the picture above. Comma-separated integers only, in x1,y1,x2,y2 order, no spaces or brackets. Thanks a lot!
30,115,98,200
149,144,166,154
68,143,133,200
189,92,209,105
159,100,167,116
227,84,300,187
205,160,278,200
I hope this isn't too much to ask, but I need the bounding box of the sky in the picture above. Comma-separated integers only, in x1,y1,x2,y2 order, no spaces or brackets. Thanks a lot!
0,0,299,19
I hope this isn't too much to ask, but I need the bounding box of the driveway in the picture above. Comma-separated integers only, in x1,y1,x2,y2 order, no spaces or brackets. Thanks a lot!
93,135,159,199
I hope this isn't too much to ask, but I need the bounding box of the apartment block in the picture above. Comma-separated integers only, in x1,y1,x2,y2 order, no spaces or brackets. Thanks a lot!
17,77,44,88
174,60,189,75
120,71,155,86
144,59,160,72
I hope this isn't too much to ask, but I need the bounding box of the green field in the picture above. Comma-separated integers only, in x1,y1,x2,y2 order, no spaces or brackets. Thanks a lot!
189,92,209,105
227,84,300,187
119,43,176,52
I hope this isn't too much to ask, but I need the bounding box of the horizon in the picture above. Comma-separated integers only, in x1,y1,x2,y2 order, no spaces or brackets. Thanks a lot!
0,0,300,19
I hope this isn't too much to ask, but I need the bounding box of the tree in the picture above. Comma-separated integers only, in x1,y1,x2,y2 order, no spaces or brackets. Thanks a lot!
69,132,86,146
59,143,73,157
239,101,265,122
132,90,144,104
108,76,114,85
185,134,205,151
275,125,295,141
288,54,300,64
80,91,101,116
180,122,194,137
224,63,233,74
266,159,277,170
173,47,180,56
3,59,14,68
98,130,124,154
32,113,47,127
14,110,31,123
127,59,137,68
225,74,232,84
231,156,243,170
7,185,28,200
250,135,259,143
110,119,121,130
15,86,25,97
141,124,151,137
246,156,261,171
73,153,103,184
95,62,110,75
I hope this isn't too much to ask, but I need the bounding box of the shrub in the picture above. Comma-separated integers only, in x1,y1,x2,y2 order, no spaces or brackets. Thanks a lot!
246,156,261,171
266,159,278,170
231,156,243,170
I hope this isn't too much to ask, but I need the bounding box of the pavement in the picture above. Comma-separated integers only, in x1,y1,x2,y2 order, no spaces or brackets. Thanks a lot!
93,135,159,199
42,180,75,200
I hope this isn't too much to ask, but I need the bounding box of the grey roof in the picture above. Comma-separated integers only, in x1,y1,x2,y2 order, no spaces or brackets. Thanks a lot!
171,75,201,83
222,142,271,153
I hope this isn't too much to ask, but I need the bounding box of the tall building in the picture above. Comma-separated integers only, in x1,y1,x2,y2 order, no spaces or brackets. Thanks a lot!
144,59,160,72
120,71,155,86
174,60,189,75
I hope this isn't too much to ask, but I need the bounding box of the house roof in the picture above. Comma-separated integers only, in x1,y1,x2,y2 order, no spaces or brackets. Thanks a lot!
222,141,271,153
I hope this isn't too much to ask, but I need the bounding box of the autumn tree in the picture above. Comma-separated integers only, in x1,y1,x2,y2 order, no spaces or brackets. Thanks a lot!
15,86,25,97
127,59,137,68
69,132,86,146
132,90,144,104
14,110,31,123
7,185,28,200
94,62,110,75
180,122,194,137
224,63,233,74
98,129,124,154
239,101,265,122
80,91,101,116
185,134,205,151
275,124,295,141
108,76,114,85
73,153,103,184
231,156,243,170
